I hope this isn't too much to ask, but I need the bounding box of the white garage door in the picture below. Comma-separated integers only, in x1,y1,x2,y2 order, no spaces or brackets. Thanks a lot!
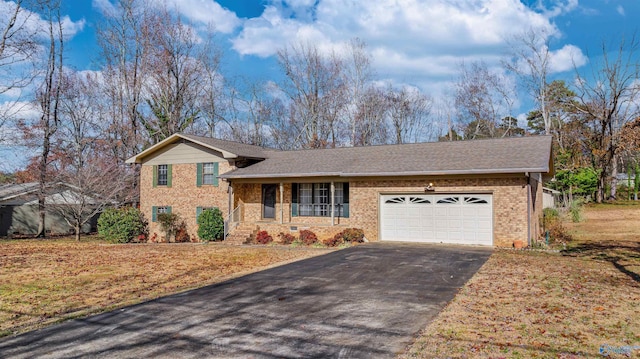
380,194,493,245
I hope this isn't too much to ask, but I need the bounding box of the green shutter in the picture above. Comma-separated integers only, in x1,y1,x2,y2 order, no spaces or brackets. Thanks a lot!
213,162,219,187
167,206,172,214
196,163,203,187
342,183,349,218
343,182,349,203
166,165,172,188
152,166,158,188
196,206,202,219
291,183,298,217
152,206,158,222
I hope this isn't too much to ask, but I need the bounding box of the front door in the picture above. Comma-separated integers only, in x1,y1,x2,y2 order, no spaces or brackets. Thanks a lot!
262,184,277,219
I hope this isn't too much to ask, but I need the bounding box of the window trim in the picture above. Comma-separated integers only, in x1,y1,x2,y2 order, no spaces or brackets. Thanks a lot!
292,182,349,218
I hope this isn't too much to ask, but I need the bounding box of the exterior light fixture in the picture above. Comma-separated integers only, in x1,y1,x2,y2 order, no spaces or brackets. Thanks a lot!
425,183,435,192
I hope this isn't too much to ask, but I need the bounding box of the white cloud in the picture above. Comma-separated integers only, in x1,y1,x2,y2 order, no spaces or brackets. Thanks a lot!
154,0,241,33
230,0,586,106
0,1,85,39
549,44,588,73
92,0,116,15
616,5,625,16
93,0,241,33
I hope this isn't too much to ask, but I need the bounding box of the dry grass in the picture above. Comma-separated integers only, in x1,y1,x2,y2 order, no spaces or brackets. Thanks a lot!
401,204,640,359
0,237,330,337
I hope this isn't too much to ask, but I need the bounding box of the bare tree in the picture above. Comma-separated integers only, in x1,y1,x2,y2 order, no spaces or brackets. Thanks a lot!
504,27,553,135
277,42,346,148
47,70,137,240
31,0,64,237
573,37,640,202
96,0,151,160
454,61,515,139
0,0,39,142
140,9,209,145
342,38,374,145
353,87,388,146
386,86,433,144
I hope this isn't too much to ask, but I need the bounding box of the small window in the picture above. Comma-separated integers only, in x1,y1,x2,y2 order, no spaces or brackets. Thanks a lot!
410,197,431,204
196,206,217,219
437,197,459,204
464,197,488,204
157,165,168,186
385,197,406,204
202,163,216,185
152,206,171,222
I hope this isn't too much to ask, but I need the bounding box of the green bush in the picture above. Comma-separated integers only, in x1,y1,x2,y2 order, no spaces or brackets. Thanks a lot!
98,207,148,243
197,208,224,242
569,199,583,223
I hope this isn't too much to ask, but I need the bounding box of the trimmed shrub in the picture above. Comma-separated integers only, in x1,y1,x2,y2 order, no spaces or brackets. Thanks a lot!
255,230,273,244
174,221,191,243
278,232,296,245
323,233,344,247
342,228,365,243
197,208,224,242
97,207,148,243
157,212,180,242
299,229,318,245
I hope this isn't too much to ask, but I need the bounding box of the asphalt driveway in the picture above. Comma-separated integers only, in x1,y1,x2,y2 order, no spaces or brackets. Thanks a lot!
0,242,491,358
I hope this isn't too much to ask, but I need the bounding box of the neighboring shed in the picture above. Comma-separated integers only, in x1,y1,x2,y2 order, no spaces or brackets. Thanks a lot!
0,183,99,237
543,187,561,209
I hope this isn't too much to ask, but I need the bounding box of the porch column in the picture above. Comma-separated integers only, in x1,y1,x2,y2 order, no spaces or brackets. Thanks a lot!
280,182,284,224
227,181,233,219
330,181,335,226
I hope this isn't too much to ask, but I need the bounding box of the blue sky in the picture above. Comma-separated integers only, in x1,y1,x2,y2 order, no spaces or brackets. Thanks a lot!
1,0,639,171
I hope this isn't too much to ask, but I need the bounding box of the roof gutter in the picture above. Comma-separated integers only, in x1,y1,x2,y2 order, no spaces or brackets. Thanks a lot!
220,167,550,180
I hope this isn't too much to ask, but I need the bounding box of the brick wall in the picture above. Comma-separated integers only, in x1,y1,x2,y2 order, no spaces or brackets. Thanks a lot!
140,162,233,241
233,175,531,247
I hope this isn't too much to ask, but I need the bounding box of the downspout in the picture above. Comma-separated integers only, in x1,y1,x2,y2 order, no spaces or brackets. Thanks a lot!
280,182,284,225
526,173,531,246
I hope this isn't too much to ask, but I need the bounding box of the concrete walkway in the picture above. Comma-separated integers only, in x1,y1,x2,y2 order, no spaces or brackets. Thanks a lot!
0,242,491,358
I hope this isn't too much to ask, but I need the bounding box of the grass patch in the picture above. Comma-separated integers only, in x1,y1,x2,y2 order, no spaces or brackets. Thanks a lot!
0,236,331,337
401,204,640,358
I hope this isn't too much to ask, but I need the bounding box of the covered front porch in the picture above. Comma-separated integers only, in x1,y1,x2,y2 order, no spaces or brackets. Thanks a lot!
224,181,352,244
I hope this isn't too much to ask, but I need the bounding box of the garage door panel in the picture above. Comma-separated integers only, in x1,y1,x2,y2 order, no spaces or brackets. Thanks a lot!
381,194,493,245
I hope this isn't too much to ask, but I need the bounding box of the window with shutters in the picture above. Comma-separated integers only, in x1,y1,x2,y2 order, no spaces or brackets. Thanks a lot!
293,182,349,217
202,163,215,185
157,165,168,186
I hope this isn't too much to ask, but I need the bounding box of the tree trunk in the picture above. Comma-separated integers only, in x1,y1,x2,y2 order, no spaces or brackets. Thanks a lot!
75,222,81,241
609,159,618,200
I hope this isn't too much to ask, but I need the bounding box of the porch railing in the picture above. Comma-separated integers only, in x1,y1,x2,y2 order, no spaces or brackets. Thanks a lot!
224,204,242,239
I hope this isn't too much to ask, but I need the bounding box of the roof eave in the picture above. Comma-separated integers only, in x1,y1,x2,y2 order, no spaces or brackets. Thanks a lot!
125,133,244,164
221,167,550,180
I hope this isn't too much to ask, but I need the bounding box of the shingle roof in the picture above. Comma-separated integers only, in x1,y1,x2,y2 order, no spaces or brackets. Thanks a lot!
0,182,39,201
125,133,273,163
179,134,273,159
220,136,553,179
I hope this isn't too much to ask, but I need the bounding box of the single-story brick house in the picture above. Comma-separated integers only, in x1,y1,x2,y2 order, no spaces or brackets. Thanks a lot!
126,133,553,247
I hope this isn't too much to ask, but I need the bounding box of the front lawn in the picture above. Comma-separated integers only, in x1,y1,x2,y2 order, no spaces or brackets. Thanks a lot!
0,238,331,337
401,204,640,358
